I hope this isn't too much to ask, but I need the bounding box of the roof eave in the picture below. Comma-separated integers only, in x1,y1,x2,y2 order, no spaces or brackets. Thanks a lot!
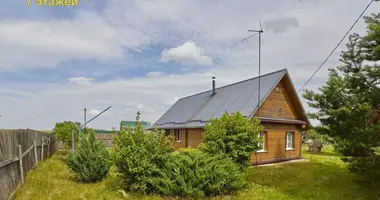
255,117,308,125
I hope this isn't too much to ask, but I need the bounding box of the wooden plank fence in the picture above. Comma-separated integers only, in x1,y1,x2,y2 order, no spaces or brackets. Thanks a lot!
95,133,114,147
0,129,60,200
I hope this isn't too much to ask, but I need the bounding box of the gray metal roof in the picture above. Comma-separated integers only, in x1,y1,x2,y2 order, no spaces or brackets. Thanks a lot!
152,69,288,129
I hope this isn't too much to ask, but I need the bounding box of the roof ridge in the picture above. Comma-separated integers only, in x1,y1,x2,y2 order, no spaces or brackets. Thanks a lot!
178,68,287,101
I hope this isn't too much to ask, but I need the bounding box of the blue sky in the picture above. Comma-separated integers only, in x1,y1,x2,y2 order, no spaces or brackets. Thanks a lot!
0,0,378,129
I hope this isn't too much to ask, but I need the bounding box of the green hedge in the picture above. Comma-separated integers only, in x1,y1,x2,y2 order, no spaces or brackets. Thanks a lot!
151,148,247,198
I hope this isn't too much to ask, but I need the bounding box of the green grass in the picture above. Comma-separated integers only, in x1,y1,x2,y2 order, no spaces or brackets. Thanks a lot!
13,146,380,200
244,146,380,200
39,130,53,134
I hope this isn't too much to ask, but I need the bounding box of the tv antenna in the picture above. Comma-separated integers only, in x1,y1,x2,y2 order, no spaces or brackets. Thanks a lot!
247,22,264,117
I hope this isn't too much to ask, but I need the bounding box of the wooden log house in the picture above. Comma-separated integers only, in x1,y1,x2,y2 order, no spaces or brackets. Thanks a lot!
151,69,310,164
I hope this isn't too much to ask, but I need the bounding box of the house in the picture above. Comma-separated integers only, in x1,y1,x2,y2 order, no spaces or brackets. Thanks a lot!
151,68,310,165
307,140,323,153
120,121,151,130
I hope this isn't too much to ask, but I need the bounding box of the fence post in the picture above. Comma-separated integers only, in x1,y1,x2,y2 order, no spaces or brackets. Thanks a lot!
72,128,75,153
47,137,51,157
18,145,24,184
41,138,44,162
33,140,38,164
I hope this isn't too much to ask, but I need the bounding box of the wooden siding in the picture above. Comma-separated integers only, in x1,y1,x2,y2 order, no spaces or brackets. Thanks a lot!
250,123,302,164
187,129,203,148
255,80,300,120
169,123,302,165
166,128,203,149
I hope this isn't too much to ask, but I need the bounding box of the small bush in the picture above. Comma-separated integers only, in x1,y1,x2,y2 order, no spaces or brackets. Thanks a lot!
67,131,110,183
112,112,173,193
200,112,264,167
151,148,247,198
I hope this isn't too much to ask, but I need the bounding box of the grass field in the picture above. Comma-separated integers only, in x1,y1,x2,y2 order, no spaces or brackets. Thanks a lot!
13,146,380,200
39,130,52,133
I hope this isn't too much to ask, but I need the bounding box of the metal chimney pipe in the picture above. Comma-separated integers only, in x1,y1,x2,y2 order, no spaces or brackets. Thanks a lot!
212,77,216,96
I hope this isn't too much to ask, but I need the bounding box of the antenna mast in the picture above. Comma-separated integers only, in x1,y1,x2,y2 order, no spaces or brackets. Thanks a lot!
248,22,264,117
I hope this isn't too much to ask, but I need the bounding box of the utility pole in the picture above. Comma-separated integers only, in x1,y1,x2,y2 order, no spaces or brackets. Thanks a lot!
248,23,264,117
72,106,112,151
84,108,87,128
78,106,112,144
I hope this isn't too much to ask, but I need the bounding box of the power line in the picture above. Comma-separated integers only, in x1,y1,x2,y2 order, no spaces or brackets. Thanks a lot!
297,0,375,93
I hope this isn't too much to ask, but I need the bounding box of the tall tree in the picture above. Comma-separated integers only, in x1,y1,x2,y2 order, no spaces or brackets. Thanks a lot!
303,13,380,176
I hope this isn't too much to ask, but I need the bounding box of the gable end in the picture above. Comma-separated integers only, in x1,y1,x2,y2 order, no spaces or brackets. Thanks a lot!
253,73,309,124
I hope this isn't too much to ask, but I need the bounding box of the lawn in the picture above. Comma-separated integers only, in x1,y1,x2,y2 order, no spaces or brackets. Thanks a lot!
13,146,380,200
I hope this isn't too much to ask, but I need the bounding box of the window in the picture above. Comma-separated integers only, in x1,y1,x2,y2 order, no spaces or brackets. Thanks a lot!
165,129,170,136
257,132,266,152
170,129,175,136
286,132,294,150
175,130,181,142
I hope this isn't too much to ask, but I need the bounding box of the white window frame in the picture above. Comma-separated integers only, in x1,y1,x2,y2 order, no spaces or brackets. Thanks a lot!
286,132,294,150
257,132,266,152
175,130,181,143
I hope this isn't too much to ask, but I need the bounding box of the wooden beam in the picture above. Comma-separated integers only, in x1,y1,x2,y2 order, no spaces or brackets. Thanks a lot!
21,144,34,158
0,157,19,168
41,138,44,162
257,117,307,125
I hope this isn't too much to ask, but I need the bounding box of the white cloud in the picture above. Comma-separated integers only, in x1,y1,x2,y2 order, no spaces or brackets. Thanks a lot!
136,104,155,114
68,77,94,86
0,66,285,129
0,11,150,70
147,71,165,77
0,0,378,130
160,41,213,66
120,108,133,114
264,17,299,33
0,89,35,98
88,109,100,116
136,104,145,110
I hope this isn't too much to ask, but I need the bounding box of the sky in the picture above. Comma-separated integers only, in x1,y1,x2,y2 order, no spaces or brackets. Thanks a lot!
0,0,378,130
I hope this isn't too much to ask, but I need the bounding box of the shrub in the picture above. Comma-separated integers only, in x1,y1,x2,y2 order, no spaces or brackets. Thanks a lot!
151,148,247,198
112,112,173,193
52,121,81,149
303,129,330,145
67,131,110,183
200,112,264,167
